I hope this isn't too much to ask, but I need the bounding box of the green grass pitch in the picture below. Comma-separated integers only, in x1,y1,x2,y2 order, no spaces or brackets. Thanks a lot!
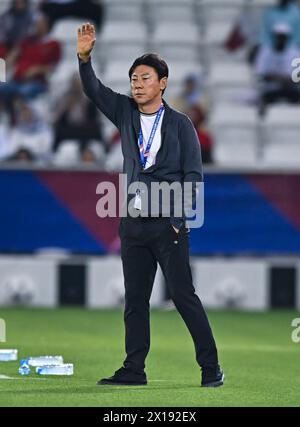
0,308,300,407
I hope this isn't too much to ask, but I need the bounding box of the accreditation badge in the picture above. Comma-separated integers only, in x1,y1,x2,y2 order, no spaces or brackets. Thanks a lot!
134,189,142,210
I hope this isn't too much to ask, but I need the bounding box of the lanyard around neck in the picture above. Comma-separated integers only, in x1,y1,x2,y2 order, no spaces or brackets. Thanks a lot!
138,104,164,169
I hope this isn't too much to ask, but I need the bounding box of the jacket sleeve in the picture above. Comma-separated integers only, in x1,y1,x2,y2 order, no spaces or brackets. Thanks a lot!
78,56,125,129
171,115,203,230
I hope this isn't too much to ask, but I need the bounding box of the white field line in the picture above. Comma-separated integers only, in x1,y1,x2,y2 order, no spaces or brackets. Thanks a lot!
0,374,47,380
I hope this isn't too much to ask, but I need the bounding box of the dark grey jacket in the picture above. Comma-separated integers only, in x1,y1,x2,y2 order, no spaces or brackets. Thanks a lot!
79,57,203,229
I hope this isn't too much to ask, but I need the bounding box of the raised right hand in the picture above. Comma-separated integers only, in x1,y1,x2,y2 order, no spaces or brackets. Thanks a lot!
77,23,96,62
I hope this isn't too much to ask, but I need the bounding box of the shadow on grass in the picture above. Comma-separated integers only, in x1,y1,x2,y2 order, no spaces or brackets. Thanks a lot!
0,383,203,395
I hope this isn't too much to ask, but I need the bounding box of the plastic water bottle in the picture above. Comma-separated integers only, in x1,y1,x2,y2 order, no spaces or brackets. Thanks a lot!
27,356,64,367
36,363,74,376
0,349,18,361
19,360,31,376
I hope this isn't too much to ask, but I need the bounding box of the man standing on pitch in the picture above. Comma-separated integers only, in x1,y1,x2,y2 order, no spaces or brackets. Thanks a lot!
77,23,224,388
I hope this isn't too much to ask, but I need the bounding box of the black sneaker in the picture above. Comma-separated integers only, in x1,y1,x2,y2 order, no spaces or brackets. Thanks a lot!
97,367,147,386
201,365,224,387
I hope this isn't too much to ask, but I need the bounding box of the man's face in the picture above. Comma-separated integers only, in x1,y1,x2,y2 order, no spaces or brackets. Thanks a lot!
184,78,197,95
35,15,49,38
13,0,27,13
130,65,167,106
273,32,289,51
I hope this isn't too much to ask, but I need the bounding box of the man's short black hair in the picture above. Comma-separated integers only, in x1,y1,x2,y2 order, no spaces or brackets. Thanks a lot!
129,53,169,94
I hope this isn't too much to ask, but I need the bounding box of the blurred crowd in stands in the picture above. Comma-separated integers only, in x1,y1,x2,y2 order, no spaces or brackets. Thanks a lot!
0,0,300,167
224,0,300,115
0,0,106,165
